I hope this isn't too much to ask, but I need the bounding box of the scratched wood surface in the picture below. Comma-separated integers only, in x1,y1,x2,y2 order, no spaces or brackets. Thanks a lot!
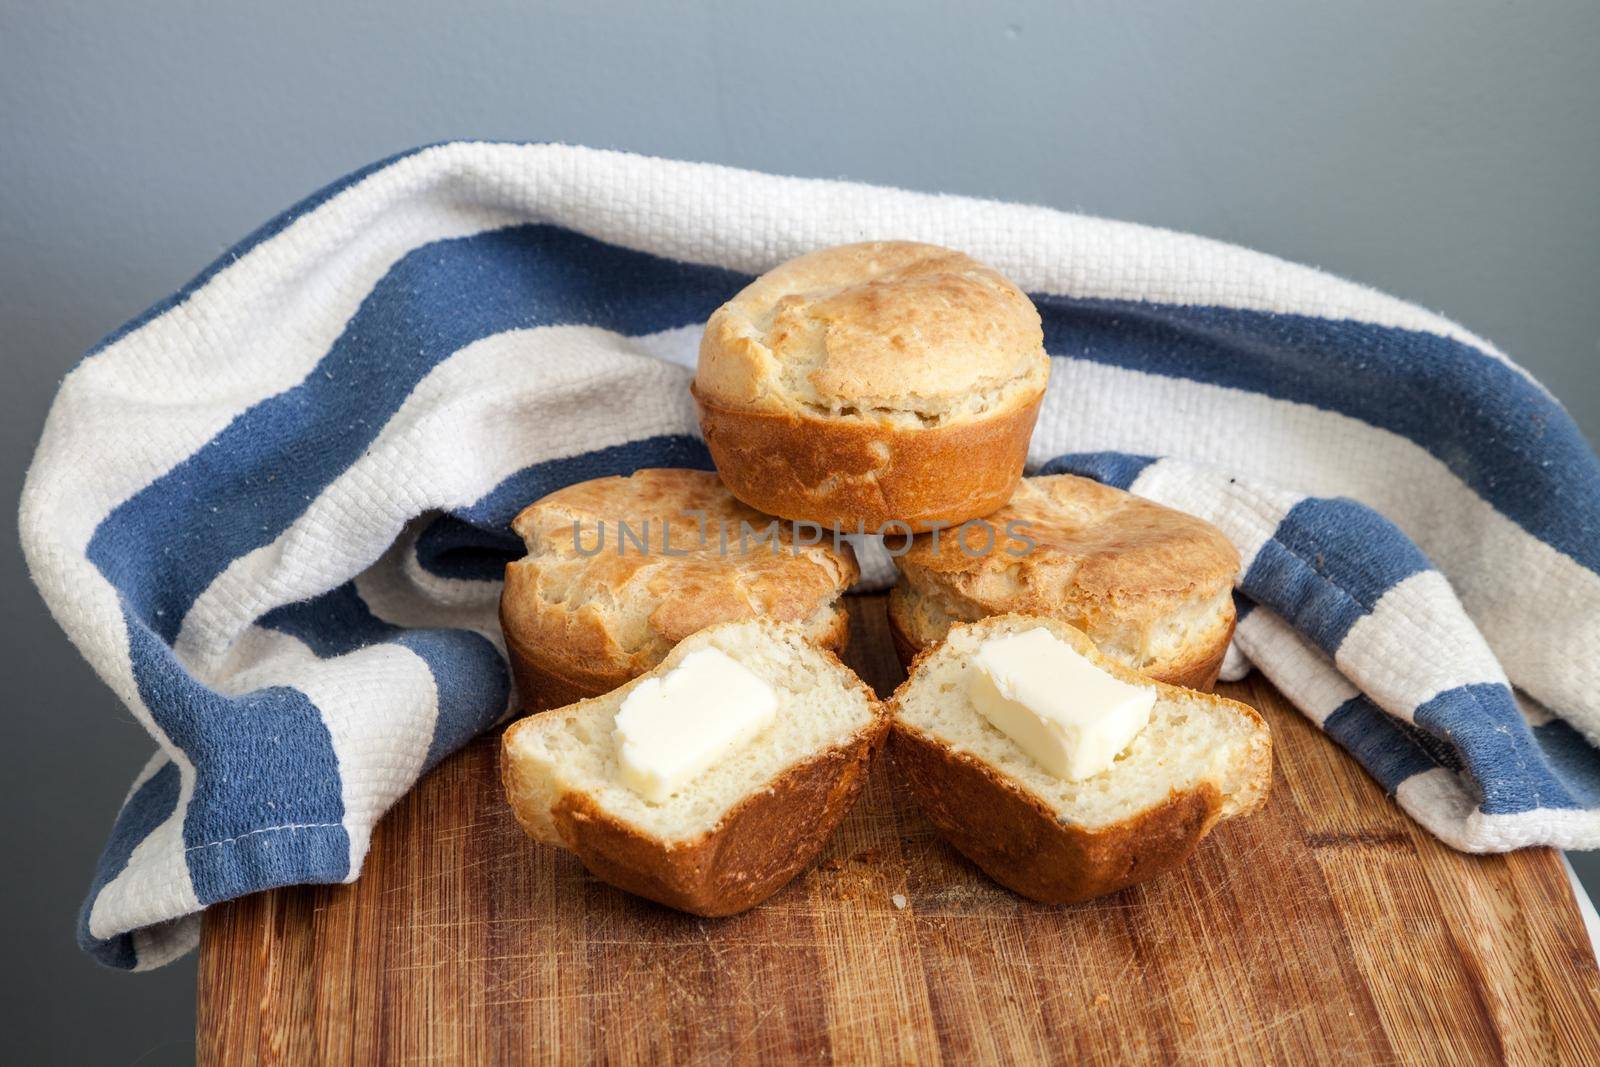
199,596,1600,1065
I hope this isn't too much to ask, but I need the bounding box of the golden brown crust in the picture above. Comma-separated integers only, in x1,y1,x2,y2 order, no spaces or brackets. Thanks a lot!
1153,631,1233,691
890,474,1240,679
887,585,1233,692
549,717,887,916
696,241,1047,420
899,474,1239,622
499,469,856,711
693,383,1042,532
890,724,1223,904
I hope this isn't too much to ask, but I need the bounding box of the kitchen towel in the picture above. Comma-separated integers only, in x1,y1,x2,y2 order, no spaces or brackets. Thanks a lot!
19,143,1600,969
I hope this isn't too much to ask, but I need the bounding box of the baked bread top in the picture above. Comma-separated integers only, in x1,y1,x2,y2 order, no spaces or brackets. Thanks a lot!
896,475,1239,660
696,241,1049,427
502,469,858,684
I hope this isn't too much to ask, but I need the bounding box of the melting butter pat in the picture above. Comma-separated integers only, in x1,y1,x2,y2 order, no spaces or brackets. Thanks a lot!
613,647,778,803
968,628,1155,781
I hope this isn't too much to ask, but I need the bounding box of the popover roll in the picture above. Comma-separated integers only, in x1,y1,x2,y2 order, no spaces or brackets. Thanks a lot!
889,474,1240,689
693,241,1049,533
500,468,857,711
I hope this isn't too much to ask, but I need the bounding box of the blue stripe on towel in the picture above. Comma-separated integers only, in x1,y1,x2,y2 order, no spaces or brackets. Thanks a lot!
1233,592,1255,623
1037,296,1600,573
1322,697,1440,794
413,520,520,584
1036,450,1157,490
121,613,349,902
1413,683,1583,814
1533,721,1600,807
87,225,748,643
1243,498,1431,653
261,583,508,768
258,580,400,652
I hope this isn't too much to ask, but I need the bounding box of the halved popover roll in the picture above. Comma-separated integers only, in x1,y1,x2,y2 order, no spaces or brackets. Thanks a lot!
501,619,887,916
889,614,1270,904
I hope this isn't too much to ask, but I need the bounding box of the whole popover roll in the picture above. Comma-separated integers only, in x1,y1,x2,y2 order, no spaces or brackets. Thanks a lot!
693,241,1049,533
888,475,1240,689
500,469,858,711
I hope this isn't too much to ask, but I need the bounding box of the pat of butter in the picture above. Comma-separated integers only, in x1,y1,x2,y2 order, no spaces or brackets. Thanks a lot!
968,628,1155,781
612,647,778,803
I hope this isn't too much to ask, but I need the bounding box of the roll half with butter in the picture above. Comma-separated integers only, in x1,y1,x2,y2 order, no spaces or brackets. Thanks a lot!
889,474,1240,689
889,614,1270,904
501,620,886,916
693,241,1049,533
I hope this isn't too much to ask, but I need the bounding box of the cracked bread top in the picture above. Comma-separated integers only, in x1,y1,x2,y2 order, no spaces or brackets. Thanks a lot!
696,242,1049,428
501,469,858,682
894,475,1239,668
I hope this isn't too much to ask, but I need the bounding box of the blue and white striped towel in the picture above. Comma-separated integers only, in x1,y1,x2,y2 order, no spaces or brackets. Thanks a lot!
19,143,1600,970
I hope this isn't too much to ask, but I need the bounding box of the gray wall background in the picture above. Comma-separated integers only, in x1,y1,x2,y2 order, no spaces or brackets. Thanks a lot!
3,2,1597,1061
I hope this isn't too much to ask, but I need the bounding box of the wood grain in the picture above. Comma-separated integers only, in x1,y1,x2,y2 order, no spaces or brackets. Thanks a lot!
199,597,1600,1065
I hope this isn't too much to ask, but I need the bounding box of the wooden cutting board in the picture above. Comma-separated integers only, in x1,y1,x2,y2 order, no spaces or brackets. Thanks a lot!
198,596,1600,1064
